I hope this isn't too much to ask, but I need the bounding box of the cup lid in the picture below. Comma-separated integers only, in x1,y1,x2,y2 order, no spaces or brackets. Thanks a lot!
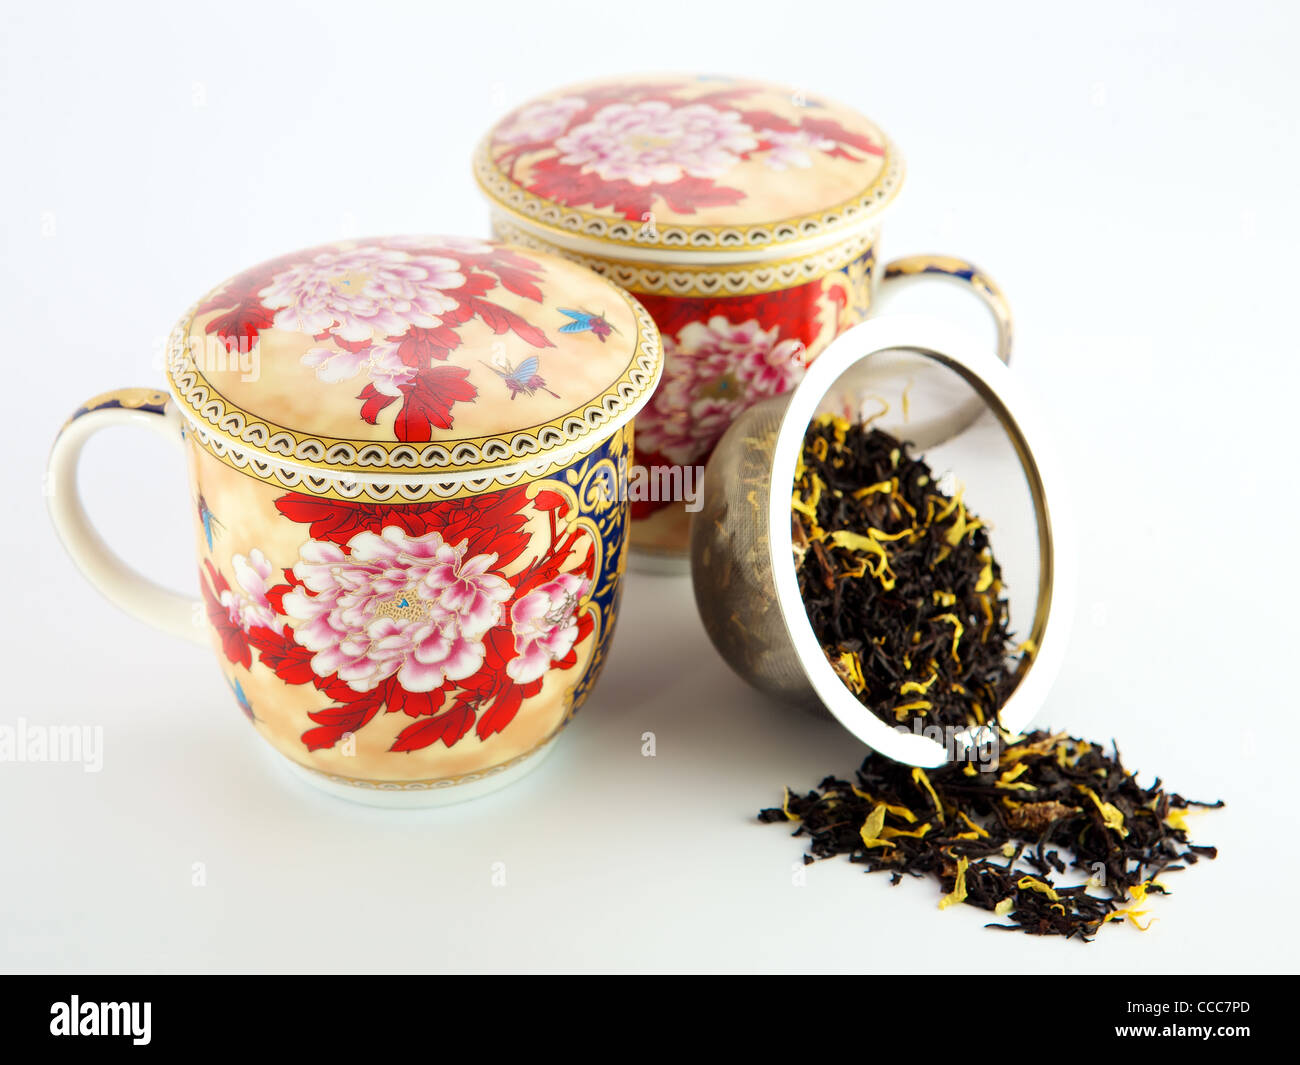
475,75,903,259
165,236,662,481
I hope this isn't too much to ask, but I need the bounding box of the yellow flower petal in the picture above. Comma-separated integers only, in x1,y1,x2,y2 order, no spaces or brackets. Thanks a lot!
851,479,895,499
880,823,932,841
938,856,969,910
1079,786,1128,837
1107,907,1156,931
900,671,939,696
1016,876,1061,902
892,699,933,721
859,803,896,849
882,802,917,823
933,613,964,663
782,787,799,822
912,768,945,824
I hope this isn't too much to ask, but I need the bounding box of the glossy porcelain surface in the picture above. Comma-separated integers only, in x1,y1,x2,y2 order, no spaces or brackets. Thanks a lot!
49,237,662,803
189,418,634,795
168,236,659,474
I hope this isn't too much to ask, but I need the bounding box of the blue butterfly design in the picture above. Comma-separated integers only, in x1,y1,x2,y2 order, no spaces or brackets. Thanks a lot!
558,308,616,342
481,354,561,400
196,493,223,550
230,677,256,723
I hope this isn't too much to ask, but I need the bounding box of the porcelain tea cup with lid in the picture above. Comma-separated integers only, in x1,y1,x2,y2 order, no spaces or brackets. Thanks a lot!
47,235,663,806
475,75,1013,567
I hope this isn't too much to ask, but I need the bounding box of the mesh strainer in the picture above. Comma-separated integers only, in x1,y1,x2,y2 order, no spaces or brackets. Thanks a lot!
690,315,1074,767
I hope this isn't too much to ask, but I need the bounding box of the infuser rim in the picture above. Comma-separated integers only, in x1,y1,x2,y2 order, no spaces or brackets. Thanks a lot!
765,314,1075,767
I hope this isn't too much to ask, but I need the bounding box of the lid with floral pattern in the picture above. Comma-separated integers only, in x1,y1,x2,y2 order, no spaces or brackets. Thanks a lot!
474,75,903,256
165,236,662,479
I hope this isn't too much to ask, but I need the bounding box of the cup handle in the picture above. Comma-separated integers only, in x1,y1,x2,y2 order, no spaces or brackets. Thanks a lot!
46,388,207,646
879,255,1013,366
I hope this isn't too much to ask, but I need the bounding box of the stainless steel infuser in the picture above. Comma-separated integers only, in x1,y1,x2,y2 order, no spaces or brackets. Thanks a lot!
689,316,1074,767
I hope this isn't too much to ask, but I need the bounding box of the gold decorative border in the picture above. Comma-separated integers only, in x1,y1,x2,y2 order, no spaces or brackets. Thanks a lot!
492,215,880,296
473,136,905,255
881,254,1014,364
165,288,663,478
184,413,618,501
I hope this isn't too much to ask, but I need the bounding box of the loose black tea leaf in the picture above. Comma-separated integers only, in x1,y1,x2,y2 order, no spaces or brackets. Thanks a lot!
792,416,1026,731
760,731,1222,939
776,416,1221,937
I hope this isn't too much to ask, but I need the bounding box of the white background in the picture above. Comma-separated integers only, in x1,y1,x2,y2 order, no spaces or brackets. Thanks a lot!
2,0,1296,973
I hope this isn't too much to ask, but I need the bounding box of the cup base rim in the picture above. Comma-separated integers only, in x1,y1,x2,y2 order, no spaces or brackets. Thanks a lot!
275,739,558,809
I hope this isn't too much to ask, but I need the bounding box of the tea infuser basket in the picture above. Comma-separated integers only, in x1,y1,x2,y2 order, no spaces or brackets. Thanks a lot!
690,315,1074,767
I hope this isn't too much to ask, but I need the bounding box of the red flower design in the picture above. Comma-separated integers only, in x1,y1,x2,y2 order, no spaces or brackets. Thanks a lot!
201,561,252,669
216,484,594,755
192,239,555,441
389,364,477,440
629,280,828,516
491,81,885,221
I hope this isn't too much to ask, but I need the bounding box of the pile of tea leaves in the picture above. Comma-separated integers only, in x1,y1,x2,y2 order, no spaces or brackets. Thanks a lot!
792,415,1023,731
760,731,1222,939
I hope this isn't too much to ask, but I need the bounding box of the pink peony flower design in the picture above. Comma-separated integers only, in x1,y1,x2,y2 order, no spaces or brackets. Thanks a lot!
762,128,837,171
259,245,466,347
634,369,737,469
301,340,415,397
220,549,285,635
506,574,589,684
495,96,587,145
634,316,807,465
282,527,512,694
554,101,758,186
